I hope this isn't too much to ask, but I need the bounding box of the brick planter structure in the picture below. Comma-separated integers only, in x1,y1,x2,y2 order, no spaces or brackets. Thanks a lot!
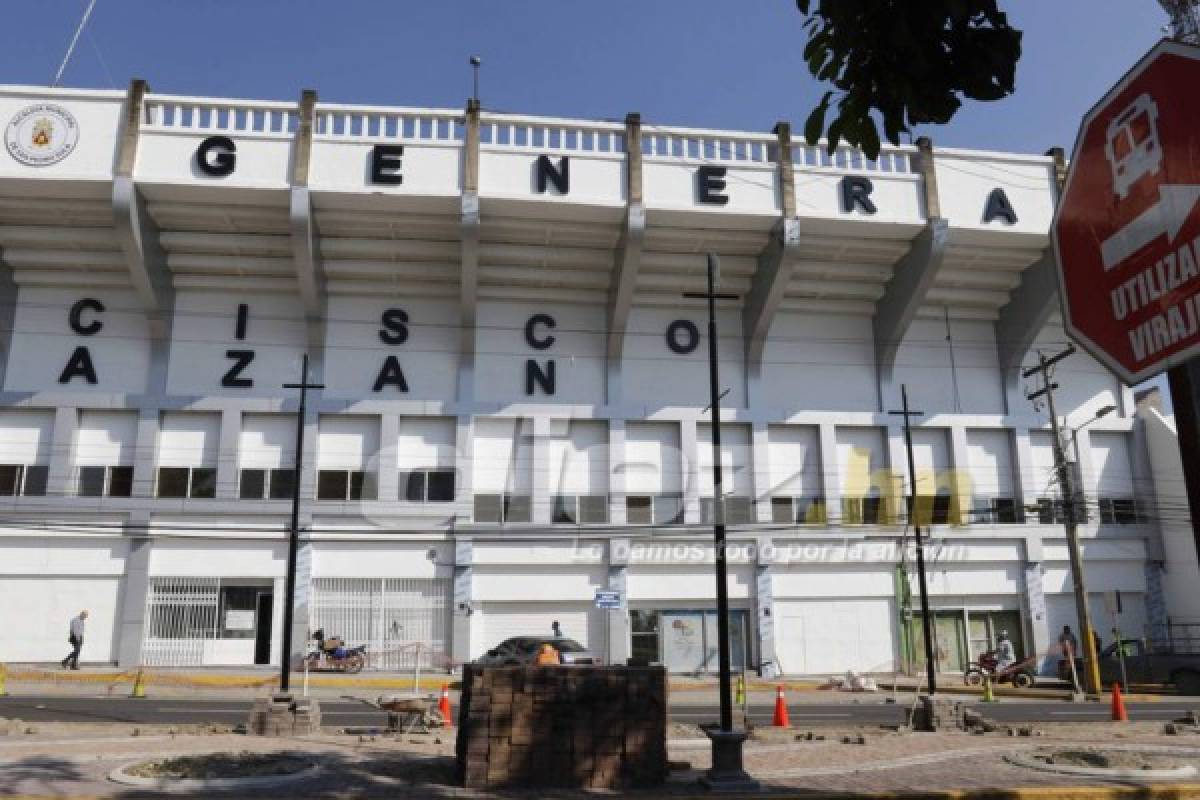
455,665,667,789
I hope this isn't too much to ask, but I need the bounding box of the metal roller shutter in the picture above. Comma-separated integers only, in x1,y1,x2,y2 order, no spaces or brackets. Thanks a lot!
477,602,599,658
773,599,895,676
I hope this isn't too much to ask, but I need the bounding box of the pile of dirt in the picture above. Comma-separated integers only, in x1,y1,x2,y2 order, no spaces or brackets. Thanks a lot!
125,751,311,780
667,722,706,739
1036,749,1189,771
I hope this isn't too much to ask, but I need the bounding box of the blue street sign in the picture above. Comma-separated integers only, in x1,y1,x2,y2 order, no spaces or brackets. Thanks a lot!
594,589,622,609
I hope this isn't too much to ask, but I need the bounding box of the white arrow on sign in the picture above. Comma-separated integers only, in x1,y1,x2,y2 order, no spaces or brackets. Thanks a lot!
1100,184,1200,270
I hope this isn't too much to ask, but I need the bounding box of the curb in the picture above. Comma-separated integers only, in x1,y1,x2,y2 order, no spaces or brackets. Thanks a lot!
1004,751,1198,781
6,668,454,691
107,758,320,791
662,786,1200,799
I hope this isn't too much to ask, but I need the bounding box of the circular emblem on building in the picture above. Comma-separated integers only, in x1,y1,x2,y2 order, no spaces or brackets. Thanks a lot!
5,104,79,166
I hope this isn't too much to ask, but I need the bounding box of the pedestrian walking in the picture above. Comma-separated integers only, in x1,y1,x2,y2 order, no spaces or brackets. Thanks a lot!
551,620,562,639
1058,625,1078,657
61,609,87,670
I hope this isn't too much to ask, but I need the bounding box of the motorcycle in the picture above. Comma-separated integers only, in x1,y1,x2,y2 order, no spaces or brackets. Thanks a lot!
964,649,1037,688
304,628,367,673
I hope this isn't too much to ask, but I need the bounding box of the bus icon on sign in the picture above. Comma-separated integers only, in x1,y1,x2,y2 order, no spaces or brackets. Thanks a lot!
1105,93,1162,199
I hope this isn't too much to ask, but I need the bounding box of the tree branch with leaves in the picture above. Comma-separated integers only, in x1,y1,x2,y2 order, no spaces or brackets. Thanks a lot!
796,0,1022,158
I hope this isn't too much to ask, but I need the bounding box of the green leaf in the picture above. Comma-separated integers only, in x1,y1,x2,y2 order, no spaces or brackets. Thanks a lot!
803,92,833,146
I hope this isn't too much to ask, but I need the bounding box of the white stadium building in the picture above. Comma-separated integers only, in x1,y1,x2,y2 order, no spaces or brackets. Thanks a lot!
0,81,1196,677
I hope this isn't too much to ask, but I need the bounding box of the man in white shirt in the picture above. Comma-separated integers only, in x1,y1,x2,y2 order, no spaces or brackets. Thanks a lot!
61,610,88,670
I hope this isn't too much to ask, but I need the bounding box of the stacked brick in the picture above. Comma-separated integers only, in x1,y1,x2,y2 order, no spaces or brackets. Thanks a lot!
455,665,667,789
246,693,321,736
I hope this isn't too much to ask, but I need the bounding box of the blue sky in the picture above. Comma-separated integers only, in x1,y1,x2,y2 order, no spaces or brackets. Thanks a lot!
0,1,1177,408
1,1,1170,154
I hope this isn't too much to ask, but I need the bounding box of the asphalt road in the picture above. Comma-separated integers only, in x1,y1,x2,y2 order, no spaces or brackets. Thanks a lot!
5,695,1200,728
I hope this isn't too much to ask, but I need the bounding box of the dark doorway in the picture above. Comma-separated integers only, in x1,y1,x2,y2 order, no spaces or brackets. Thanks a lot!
254,592,273,665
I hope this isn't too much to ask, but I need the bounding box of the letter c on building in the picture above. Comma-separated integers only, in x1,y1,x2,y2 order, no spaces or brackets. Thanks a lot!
68,297,105,336
524,313,557,350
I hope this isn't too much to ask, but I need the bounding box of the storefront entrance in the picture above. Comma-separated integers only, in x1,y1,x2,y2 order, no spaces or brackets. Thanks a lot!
141,577,275,666
909,609,1025,673
631,609,749,673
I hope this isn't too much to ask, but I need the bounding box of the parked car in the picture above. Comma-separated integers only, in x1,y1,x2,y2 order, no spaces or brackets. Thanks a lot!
475,636,600,666
1058,639,1200,694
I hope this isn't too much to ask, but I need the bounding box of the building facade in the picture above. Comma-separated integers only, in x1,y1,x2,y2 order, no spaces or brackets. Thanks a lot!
0,81,1191,676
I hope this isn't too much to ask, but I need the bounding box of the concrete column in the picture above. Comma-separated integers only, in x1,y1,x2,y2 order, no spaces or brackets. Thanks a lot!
299,405,319,502
1145,561,1169,644
132,408,160,498
285,537,314,668
817,423,841,524
1022,537,1052,675
680,419,699,524
1012,428,1038,516
948,425,972,526
608,420,627,525
46,407,79,497
455,416,474,522
532,416,552,524
1071,428,1098,522
751,422,771,523
116,527,151,667
755,535,779,678
885,424,910,525
215,407,241,499
451,537,475,662
377,413,399,503
607,537,631,665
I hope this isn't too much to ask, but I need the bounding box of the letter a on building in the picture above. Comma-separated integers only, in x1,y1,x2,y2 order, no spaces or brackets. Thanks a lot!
1053,39,1200,384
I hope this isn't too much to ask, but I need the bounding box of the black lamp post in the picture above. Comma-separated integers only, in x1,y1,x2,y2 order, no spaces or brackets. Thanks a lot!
685,253,757,791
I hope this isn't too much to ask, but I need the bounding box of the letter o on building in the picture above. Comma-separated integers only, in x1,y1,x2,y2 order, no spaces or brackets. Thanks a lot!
665,319,699,354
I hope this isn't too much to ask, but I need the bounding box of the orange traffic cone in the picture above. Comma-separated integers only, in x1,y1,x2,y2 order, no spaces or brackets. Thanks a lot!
772,684,790,727
1111,682,1128,722
438,683,453,725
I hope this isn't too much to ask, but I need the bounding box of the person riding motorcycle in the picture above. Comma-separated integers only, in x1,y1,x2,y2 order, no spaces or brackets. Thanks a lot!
995,630,1015,670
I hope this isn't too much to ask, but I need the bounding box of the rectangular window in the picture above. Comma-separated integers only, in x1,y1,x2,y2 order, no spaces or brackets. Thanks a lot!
0,464,20,496
21,465,47,496
472,493,531,523
426,470,455,502
771,496,827,524
108,466,134,497
78,466,107,497
771,496,794,523
239,468,266,499
401,470,426,502
626,495,652,525
553,494,577,524
348,470,376,500
906,494,952,526
652,494,684,525
700,497,753,524
269,468,295,500
317,470,348,500
551,494,609,525
1099,497,1140,525
842,496,883,525
156,466,190,498
1037,497,1065,524
399,469,456,503
189,467,217,499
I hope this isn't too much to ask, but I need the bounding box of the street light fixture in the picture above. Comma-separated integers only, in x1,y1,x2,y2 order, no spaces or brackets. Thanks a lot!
684,253,757,791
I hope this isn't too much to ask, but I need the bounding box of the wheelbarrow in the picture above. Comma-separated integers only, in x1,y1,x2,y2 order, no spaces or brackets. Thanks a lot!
374,694,446,734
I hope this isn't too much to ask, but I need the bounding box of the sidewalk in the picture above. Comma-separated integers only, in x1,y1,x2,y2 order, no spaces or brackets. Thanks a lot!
9,664,1141,701
1,718,1199,798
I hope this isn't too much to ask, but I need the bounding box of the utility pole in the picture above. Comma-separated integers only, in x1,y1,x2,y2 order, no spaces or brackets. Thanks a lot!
1024,346,1102,696
280,353,323,693
684,253,756,791
1159,0,1200,632
889,385,938,695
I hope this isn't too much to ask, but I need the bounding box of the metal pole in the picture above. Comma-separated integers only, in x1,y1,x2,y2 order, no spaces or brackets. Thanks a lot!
280,353,310,693
899,385,938,694
1042,352,1103,696
52,0,98,87
705,253,735,733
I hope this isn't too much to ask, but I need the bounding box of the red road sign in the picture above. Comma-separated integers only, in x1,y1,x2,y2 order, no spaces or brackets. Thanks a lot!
1053,39,1200,385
